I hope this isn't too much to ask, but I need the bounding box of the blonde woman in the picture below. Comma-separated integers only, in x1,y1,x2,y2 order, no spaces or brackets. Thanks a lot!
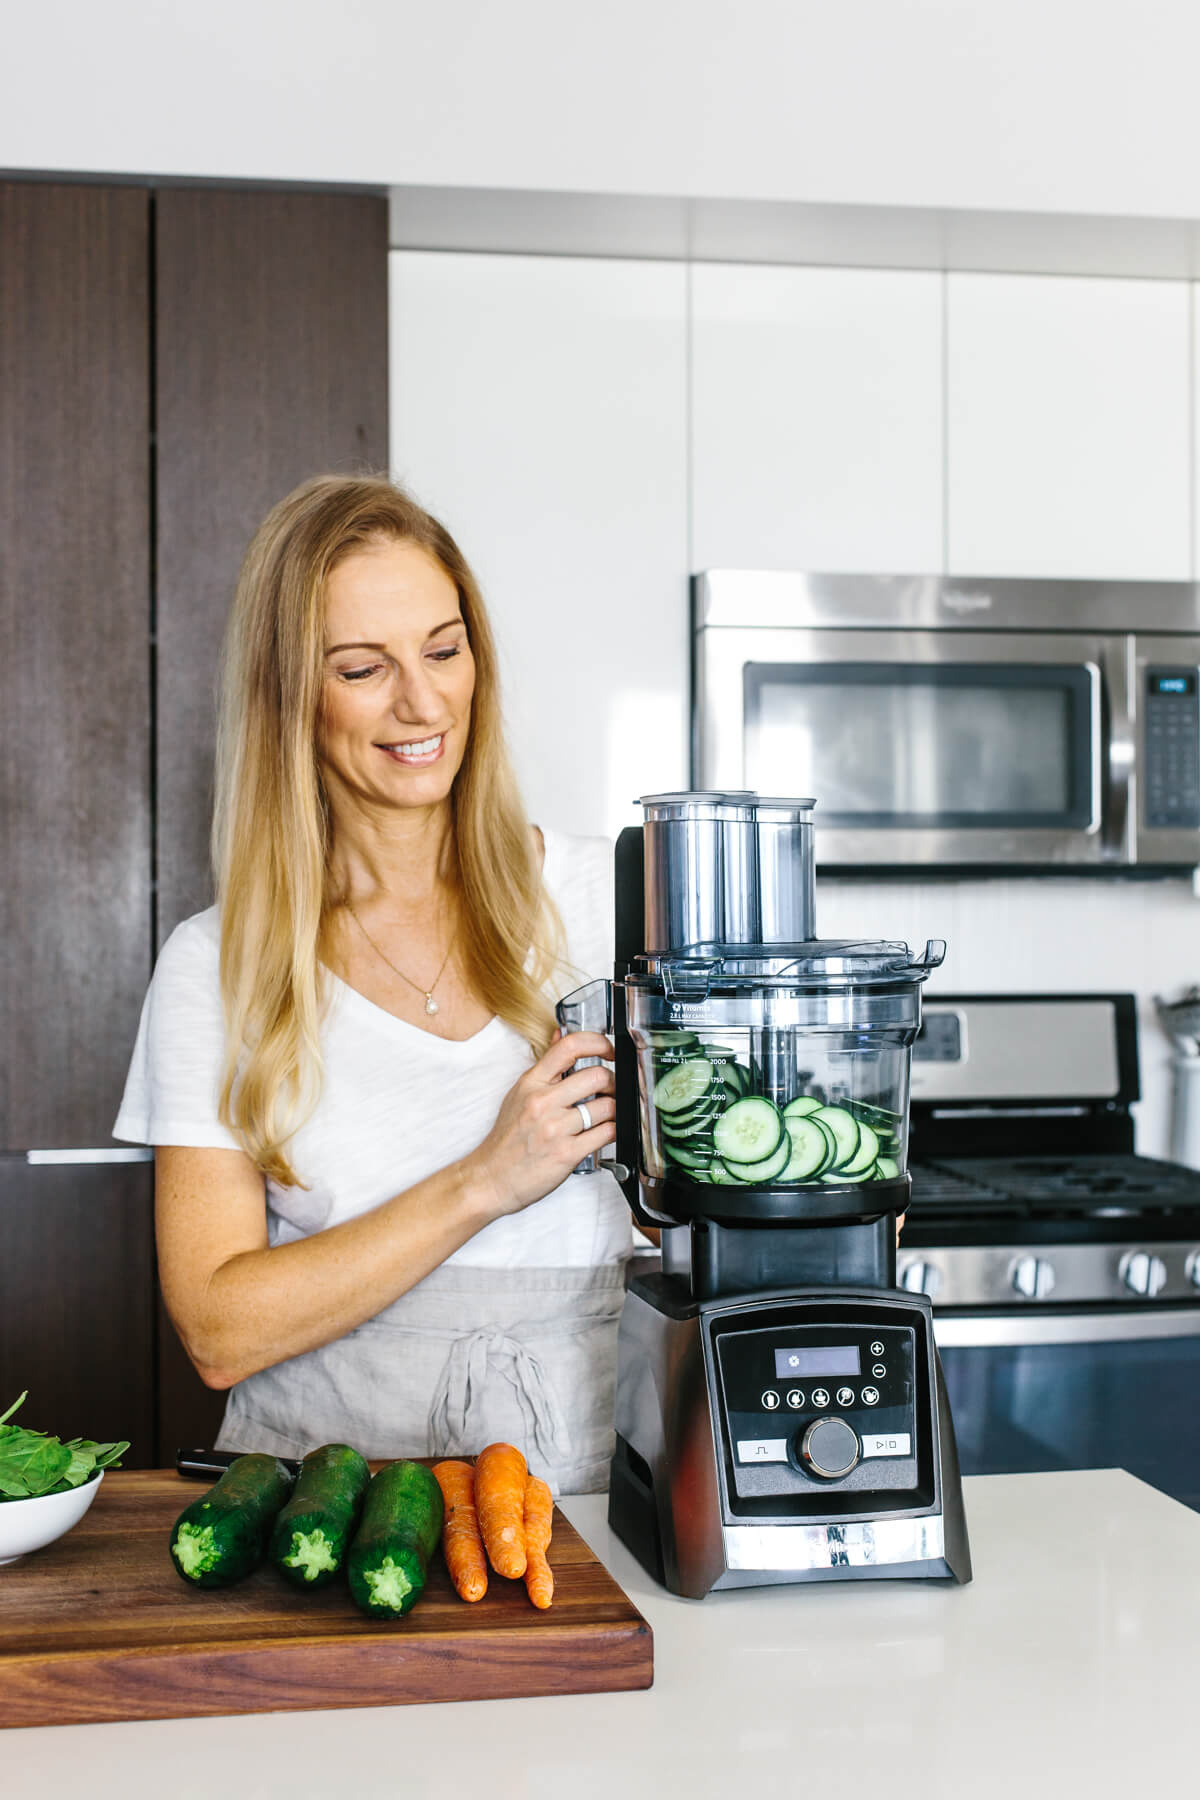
115,475,629,1493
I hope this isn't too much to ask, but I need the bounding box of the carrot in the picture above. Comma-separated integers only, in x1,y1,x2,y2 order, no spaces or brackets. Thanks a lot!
523,1475,554,1609
432,1459,488,1602
474,1441,528,1578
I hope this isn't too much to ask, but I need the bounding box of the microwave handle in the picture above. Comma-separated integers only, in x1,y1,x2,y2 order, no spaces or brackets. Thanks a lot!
1099,655,1133,859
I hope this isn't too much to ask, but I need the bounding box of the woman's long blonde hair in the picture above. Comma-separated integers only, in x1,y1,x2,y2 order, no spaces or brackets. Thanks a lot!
212,474,564,1186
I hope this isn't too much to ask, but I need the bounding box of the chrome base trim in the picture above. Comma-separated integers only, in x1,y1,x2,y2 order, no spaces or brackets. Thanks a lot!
724,1515,946,1573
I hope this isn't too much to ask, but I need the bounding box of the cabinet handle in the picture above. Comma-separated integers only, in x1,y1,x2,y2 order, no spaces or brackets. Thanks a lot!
25,1148,153,1165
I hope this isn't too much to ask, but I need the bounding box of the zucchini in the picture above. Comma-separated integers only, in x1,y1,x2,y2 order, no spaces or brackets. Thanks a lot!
347,1460,444,1619
269,1442,370,1588
170,1453,295,1587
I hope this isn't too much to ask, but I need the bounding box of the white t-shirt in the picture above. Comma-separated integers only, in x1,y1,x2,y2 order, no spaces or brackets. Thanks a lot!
113,827,630,1269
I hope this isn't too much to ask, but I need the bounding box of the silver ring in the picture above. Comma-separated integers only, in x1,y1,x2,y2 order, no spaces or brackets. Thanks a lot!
575,1101,593,1133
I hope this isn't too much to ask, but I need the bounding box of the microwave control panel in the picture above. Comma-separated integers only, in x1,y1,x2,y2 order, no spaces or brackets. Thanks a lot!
1145,668,1200,829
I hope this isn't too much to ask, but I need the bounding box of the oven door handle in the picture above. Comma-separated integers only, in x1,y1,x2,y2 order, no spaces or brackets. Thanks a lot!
933,1307,1200,1348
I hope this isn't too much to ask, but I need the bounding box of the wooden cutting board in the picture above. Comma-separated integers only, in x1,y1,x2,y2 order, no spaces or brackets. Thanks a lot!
0,1469,653,1729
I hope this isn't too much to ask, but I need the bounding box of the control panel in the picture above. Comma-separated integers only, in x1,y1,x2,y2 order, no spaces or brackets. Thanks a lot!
1144,668,1200,830
712,1313,921,1506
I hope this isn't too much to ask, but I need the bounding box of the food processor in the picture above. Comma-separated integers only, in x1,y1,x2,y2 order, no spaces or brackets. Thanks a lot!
558,792,972,1598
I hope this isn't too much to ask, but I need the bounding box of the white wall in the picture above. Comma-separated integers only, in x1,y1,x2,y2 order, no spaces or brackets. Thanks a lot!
390,249,1200,1156
12,1,1200,220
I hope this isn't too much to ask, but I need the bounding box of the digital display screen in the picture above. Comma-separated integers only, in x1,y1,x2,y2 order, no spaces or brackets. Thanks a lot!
1150,672,1196,696
774,1345,862,1379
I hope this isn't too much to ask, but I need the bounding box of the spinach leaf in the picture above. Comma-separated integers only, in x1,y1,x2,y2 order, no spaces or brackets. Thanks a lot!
0,1395,130,1500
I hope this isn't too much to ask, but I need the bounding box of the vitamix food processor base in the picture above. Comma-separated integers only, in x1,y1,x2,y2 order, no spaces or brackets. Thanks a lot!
562,800,972,1597
609,1278,971,1595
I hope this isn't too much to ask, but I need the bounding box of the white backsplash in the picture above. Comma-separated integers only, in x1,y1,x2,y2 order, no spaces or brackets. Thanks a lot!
820,873,1200,1158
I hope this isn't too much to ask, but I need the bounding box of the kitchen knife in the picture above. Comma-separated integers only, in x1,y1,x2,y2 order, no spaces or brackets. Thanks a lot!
176,1447,304,1480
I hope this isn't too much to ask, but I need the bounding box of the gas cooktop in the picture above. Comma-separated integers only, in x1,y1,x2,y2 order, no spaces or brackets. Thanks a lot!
909,1153,1200,1228
899,994,1200,1306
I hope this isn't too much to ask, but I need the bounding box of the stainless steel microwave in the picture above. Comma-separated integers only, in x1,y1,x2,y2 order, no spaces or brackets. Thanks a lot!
693,571,1200,873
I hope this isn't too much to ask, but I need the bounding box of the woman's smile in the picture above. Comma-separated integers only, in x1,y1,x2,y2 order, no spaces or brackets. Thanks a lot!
376,732,445,767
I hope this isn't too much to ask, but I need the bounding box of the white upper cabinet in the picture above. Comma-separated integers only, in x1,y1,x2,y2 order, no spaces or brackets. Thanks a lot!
390,252,688,844
946,273,1192,579
690,264,945,574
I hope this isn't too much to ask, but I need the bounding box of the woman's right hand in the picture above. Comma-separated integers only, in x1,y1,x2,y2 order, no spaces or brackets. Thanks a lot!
463,1030,618,1219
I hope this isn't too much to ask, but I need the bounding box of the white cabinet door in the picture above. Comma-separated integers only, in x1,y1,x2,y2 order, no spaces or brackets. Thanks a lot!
947,273,1191,579
690,264,945,574
390,252,688,844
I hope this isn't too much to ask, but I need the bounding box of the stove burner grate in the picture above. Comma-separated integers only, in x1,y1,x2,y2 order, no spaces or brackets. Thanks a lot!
909,1152,1200,1227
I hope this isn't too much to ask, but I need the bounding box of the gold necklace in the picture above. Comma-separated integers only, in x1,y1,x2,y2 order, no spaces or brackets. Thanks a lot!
346,902,456,1017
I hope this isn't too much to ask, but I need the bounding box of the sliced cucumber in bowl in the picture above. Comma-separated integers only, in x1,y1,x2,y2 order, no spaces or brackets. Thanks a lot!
713,1097,784,1166
722,1135,793,1184
652,1058,716,1114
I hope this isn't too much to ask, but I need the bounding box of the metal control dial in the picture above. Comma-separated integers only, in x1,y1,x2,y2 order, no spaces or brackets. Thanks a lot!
1120,1249,1168,1298
799,1417,860,1480
899,1259,943,1299
1011,1255,1057,1300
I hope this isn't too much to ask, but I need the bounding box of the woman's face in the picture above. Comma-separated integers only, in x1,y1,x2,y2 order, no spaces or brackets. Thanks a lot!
319,536,476,817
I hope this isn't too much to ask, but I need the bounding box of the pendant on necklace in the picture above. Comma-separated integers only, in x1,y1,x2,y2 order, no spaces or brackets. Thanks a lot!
424,994,439,1016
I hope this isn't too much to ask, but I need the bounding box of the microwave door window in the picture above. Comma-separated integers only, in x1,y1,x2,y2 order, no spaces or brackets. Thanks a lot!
742,663,1093,830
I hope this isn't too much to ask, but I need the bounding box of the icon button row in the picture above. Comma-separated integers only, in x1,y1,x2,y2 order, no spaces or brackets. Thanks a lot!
763,1383,882,1411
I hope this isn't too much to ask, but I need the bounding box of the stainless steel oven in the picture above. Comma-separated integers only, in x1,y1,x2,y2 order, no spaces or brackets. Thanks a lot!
900,992,1200,1513
693,571,1200,872
934,1311,1200,1512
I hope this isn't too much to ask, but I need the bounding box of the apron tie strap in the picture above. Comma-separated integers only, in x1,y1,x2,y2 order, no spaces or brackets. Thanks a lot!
428,1326,573,1466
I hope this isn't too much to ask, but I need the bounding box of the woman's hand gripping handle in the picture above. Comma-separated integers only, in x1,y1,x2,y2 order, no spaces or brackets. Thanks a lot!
461,1031,618,1220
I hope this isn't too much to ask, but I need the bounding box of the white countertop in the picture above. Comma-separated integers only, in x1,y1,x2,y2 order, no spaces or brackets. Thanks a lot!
8,1469,1198,1797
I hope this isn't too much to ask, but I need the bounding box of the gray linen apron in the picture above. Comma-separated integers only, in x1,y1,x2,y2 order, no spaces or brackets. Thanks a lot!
215,1259,627,1495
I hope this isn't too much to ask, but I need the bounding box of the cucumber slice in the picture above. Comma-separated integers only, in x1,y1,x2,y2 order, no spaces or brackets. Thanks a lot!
821,1168,871,1184
782,1095,822,1119
876,1155,900,1179
722,1136,793,1184
707,1158,737,1184
722,1062,750,1098
713,1097,784,1165
652,1058,716,1114
810,1105,861,1170
664,1141,713,1171
777,1116,830,1181
840,1121,880,1177
799,1114,838,1174
646,1029,700,1048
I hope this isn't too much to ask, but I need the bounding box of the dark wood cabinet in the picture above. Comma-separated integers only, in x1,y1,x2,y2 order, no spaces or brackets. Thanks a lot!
1,179,389,1462
0,1155,155,1465
0,183,152,1151
155,188,389,943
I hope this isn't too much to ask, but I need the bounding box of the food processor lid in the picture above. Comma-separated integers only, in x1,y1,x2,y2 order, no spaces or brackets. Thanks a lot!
635,937,947,992
637,791,816,824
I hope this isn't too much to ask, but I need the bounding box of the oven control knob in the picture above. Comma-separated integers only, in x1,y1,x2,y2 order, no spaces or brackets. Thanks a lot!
899,1259,943,1299
799,1417,860,1481
1120,1250,1168,1298
1011,1256,1057,1300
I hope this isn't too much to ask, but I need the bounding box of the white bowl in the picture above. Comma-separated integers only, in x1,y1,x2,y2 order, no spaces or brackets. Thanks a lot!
0,1471,104,1564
